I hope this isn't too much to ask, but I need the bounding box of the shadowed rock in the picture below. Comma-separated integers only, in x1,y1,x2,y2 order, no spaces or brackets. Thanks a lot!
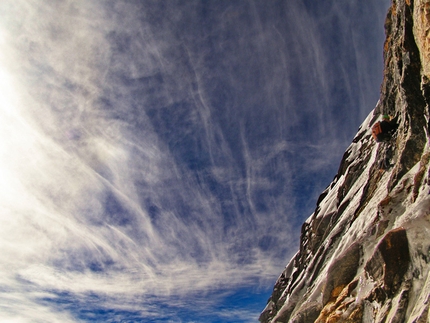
260,1,430,322
365,227,410,296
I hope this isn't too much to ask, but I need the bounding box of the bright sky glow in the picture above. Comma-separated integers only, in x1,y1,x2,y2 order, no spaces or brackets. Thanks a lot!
0,1,390,322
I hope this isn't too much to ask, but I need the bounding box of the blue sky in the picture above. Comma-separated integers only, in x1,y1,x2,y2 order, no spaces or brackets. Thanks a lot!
0,0,390,322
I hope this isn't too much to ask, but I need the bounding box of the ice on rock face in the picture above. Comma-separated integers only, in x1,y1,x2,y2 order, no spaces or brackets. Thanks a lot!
260,1,430,322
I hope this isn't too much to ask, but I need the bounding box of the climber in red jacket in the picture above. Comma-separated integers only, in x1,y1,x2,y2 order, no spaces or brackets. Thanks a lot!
372,114,398,170
372,114,397,142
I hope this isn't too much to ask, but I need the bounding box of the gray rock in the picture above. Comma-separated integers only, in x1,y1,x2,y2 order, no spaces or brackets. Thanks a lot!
260,1,430,322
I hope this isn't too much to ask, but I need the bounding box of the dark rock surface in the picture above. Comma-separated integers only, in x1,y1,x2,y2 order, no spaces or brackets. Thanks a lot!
260,0,430,322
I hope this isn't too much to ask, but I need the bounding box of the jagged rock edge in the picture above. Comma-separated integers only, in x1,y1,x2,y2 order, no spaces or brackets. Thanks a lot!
260,0,430,322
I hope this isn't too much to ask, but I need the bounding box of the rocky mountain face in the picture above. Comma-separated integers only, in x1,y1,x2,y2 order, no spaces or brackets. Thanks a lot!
260,0,430,322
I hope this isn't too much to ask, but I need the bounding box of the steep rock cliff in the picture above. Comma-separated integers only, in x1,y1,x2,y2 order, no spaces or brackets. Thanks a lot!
260,0,430,322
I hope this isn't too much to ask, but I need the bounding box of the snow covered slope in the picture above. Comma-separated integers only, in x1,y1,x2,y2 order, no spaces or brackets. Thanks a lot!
260,0,430,322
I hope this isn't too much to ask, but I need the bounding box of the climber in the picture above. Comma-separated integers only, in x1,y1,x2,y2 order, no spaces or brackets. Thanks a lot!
372,114,398,170
371,114,397,142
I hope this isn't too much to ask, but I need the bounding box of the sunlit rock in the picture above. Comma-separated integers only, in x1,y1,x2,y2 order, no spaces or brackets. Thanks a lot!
260,0,430,322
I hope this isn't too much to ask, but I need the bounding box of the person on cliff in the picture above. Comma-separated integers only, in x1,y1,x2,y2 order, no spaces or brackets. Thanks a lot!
372,114,397,142
372,114,398,170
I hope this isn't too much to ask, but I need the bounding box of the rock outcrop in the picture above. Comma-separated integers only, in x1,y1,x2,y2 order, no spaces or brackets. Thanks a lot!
260,0,430,322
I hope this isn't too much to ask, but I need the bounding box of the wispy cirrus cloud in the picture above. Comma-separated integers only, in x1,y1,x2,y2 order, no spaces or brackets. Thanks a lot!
0,0,390,321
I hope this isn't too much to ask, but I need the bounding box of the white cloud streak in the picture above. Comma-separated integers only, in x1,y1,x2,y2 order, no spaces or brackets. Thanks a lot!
0,0,390,321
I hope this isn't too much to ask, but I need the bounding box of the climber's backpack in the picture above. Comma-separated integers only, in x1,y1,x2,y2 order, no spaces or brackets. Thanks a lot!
372,122,386,142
